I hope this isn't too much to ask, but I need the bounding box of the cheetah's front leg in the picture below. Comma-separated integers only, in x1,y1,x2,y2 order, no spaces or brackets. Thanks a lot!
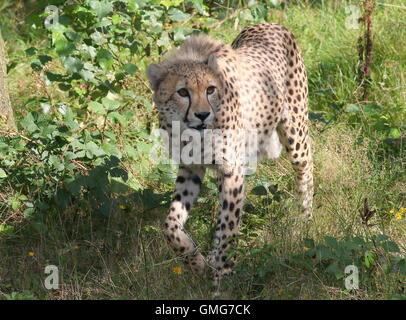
209,166,245,286
164,165,206,273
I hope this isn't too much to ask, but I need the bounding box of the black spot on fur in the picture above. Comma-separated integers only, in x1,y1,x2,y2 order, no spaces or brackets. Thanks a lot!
229,202,235,212
192,175,202,185
176,176,185,183
229,221,235,231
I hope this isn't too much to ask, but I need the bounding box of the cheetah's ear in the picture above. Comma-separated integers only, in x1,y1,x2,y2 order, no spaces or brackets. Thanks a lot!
207,53,225,91
207,54,219,72
147,63,168,91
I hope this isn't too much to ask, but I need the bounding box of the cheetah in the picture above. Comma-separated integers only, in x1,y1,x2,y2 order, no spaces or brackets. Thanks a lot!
147,22,313,286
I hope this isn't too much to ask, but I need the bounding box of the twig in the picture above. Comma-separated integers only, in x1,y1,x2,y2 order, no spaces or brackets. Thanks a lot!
0,129,45,145
71,159,89,171
211,7,246,29
0,207,22,225
0,191,7,203
0,129,17,137
78,121,97,133
135,73,150,90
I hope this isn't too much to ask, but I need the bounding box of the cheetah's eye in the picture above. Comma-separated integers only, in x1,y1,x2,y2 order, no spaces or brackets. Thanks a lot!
177,88,189,97
206,86,216,95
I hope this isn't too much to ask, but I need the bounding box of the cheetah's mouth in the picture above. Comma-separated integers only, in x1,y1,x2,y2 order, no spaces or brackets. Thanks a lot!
188,124,207,131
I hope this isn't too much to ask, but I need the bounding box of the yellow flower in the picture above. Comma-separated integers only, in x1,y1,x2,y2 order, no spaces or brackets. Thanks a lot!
389,210,395,214
119,205,126,210
28,251,35,257
303,246,310,252
392,207,405,220
173,267,183,275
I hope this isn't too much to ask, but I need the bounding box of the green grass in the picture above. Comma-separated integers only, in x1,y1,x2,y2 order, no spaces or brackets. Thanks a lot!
0,1,405,299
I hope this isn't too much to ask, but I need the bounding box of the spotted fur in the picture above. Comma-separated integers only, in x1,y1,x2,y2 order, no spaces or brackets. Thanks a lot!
147,22,314,286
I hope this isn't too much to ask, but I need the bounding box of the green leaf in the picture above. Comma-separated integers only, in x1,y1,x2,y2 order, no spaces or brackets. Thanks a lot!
79,69,94,81
0,168,7,178
123,63,138,75
88,101,106,115
239,9,254,21
160,0,183,9
108,112,126,125
49,155,65,171
326,263,344,279
308,112,328,123
315,245,333,260
11,198,21,210
65,30,82,43
79,44,97,59
90,31,108,45
389,128,401,139
30,59,42,71
373,234,389,242
324,236,339,249
102,143,122,158
346,104,361,113
157,32,171,47
102,98,122,111
96,49,114,70
85,141,106,158
59,83,72,91
93,17,112,29
62,56,84,73
168,8,190,22
125,144,138,160
363,103,381,116
25,47,37,56
381,241,400,253
364,250,376,268
0,224,14,236
251,185,267,196
187,0,207,14
55,39,76,56
137,141,152,154
174,27,187,41
45,72,63,83
20,113,39,133
89,0,113,18
38,55,52,65
304,238,315,249
397,259,406,275
111,14,122,25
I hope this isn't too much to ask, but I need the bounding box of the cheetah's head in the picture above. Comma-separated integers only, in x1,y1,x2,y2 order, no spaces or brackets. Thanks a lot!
147,61,222,132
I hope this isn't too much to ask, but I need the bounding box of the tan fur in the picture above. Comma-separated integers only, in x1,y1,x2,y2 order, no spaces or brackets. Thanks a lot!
147,23,314,289
162,35,223,66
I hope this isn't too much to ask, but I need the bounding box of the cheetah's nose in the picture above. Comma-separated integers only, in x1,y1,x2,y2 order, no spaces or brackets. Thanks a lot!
194,111,211,122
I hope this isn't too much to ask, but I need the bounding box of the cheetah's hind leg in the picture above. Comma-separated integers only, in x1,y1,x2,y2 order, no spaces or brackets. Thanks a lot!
264,129,283,160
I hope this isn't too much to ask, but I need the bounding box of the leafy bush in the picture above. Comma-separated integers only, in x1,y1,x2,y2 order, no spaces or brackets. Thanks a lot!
27,0,206,112
234,234,405,297
303,235,405,280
